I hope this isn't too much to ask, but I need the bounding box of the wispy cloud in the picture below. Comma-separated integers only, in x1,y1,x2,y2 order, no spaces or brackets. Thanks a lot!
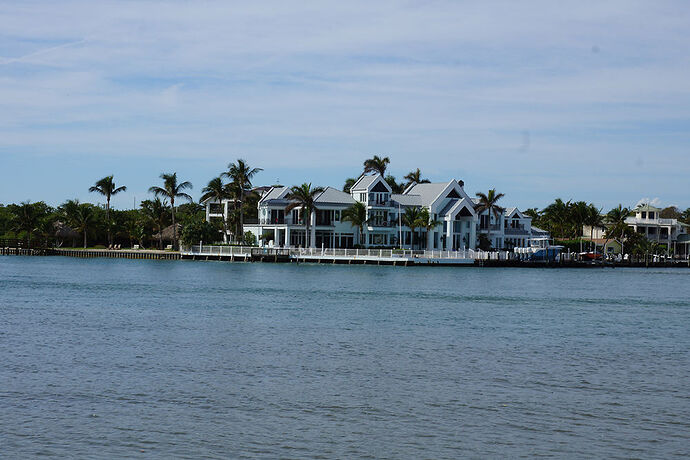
1,0,689,209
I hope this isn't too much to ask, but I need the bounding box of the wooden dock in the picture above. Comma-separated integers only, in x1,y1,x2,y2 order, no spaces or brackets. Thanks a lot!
49,248,181,260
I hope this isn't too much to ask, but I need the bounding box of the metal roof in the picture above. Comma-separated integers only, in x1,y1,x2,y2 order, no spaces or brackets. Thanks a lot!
315,187,356,205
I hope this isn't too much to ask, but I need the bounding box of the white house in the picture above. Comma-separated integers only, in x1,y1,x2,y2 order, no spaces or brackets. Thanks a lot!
205,173,546,250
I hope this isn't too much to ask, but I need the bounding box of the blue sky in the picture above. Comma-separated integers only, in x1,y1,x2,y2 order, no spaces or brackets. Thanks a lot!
1,0,689,211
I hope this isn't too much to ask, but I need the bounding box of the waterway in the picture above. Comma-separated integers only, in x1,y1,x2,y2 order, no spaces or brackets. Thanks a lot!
1,256,688,458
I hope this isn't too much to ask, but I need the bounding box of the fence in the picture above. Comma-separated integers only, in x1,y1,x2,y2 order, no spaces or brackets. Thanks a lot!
182,245,531,261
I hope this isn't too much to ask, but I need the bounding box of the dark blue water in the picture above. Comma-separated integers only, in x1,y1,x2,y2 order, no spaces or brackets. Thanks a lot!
1,256,689,458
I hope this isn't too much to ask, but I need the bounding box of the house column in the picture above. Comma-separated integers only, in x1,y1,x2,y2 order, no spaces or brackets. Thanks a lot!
310,213,316,248
469,219,477,249
445,219,452,250
285,226,290,247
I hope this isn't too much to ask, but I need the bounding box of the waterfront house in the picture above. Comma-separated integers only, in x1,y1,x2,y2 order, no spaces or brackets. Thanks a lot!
582,204,689,255
205,173,546,250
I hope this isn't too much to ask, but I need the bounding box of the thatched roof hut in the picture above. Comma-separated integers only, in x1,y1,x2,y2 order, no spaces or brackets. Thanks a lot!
53,221,80,239
153,223,182,241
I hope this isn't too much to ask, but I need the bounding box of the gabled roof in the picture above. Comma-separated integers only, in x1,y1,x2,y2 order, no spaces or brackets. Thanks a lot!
350,174,377,191
315,187,356,206
504,207,526,219
404,182,450,205
259,186,290,206
439,197,477,218
635,204,662,212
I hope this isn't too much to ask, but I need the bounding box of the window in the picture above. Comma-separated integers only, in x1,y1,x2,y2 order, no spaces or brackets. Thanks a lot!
641,211,647,219
648,212,655,219
334,210,340,221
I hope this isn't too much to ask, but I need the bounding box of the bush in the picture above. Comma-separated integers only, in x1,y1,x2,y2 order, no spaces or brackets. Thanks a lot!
181,219,221,246
243,231,257,246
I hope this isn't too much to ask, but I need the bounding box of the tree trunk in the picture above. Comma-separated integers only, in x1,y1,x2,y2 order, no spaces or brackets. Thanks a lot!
106,197,111,246
158,224,163,250
239,189,244,244
171,198,176,250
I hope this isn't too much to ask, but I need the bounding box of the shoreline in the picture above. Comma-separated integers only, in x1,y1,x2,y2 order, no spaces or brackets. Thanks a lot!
2,247,689,268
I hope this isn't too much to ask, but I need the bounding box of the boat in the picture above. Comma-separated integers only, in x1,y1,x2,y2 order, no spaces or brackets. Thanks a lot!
514,237,564,262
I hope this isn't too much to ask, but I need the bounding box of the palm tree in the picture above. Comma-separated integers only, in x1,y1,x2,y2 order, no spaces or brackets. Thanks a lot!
570,201,591,250
201,176,230,241
343,177,357,193
10,201,43,246
363,155,390,176
542,198,572,239
475,189,505,244
402,206,422,249
385,175,405,194
73,203,98,248
404,168,430,186
223,159,262,243
148,173,192,250
141,198,169,249
341,202,368,246
89,175,126,246
285,183,324,248
605,204,631,254
418,208,441,249
585,205,604,251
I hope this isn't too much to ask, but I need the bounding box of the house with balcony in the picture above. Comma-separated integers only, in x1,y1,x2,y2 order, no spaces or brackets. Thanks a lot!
582,203,689,255
205,173,544,250
625,204,689,251
502,208,533,249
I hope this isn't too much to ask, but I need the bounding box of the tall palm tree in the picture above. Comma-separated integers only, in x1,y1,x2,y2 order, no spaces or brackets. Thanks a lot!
605,204,631,253
542,198,572,239
11,201,42,246
363,155,390,176
141,198,169,249
201,176,230,241
148,173,192,250
223,159,262,243
585,205,604,251
404,168,430,186
285,183,324,248
341,201,368,246
475,189,505,244
73,203,98,248
402,206,422,249
89,175,126,246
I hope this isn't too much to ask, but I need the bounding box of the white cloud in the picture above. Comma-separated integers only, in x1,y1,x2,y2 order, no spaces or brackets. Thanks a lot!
1,0,689,208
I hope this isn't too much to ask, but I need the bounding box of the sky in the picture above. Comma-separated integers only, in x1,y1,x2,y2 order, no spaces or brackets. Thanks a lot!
1,0,689,211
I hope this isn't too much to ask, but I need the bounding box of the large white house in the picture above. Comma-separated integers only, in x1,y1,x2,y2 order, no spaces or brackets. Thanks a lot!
583,203,690,255
204,173,547,250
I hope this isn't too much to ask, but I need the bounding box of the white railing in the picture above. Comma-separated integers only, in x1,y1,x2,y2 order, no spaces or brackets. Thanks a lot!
182,245,256,256
182,244,542,261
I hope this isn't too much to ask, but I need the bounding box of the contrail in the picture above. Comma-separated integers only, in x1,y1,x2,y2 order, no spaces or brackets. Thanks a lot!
0,38,87,66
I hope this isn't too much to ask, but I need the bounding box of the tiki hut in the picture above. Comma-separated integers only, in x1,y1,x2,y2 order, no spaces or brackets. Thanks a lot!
53,221,80,247
152,223,182,248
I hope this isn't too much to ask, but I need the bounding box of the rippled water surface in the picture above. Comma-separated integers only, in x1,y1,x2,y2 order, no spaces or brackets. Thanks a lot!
1,256,689,458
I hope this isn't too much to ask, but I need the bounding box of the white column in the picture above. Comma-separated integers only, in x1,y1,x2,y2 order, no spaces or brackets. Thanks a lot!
285,226,290,247
469,218,477,249
310,212,316,248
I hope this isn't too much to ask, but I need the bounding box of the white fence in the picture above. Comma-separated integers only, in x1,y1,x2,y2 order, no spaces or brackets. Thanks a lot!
182,244,526,261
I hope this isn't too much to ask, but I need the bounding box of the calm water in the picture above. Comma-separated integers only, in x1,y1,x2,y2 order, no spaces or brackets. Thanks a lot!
1,256,689,459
